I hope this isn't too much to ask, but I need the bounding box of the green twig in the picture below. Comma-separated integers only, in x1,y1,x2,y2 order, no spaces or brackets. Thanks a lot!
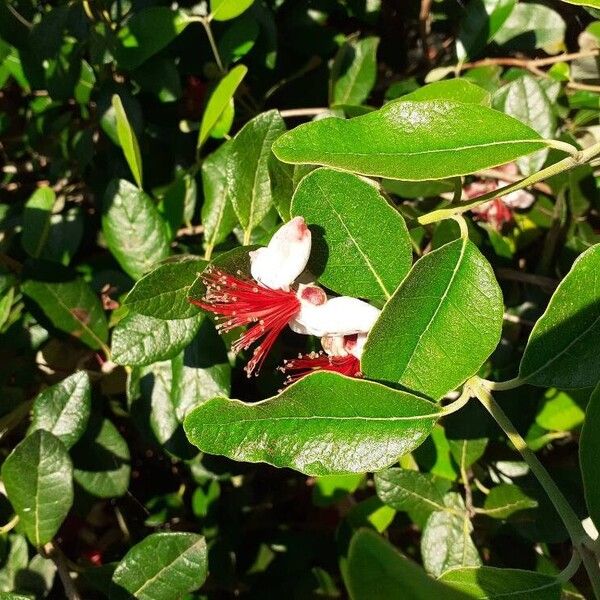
418,141,600,226
471,378,600,597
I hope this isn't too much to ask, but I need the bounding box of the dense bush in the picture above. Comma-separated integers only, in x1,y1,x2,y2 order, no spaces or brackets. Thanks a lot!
1,0,600,598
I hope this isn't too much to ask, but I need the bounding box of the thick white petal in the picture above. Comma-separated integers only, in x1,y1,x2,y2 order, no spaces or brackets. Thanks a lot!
501,187,535,209
290,296,380,338
250,217,311,290
348,333,368,359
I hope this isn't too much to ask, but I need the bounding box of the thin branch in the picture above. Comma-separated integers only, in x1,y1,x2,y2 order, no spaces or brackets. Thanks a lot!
42,542,81,600
419,0,433,64
279,107,330,118
496,268,558,291
475,168,553,195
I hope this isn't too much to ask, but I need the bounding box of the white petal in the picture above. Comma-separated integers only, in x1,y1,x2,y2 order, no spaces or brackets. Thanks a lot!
348,333,368,359
250,217,311,290
502,189,535,209
321,335,348,357
290,296,380,338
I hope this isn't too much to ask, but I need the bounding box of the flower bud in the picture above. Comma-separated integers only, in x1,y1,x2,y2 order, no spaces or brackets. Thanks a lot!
250,217,311,290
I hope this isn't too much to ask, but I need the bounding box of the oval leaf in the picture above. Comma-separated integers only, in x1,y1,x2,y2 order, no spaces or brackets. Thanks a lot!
519,243,600,388
124,256,207,320
111,532,207,600
210,0,254,21
2,430,73,546
400,79,491,106
198,64,247,149
112,312,203,367
439,566,561,599
362,238,504,400
580,382,600,529
29,371,91,449
375,468,446,514
21,186,56,259
102,179,171,280
481,483,538,519
291,168,412,303
112,94,143,188
272,100,547,181
346,529,471,600
184,372,441,476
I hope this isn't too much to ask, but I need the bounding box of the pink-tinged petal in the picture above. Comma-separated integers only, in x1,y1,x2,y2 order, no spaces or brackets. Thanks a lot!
347,332,368,359
189,267,301,376
290,296,380,338
250,216,311,290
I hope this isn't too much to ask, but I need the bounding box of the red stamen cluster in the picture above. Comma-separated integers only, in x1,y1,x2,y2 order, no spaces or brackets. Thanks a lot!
473,198,513,228
279,351,362,386
189,267,301,377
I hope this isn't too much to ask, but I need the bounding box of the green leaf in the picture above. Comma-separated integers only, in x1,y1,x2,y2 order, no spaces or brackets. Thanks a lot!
210,0,254,21
345,529,470,600
201,140,238,257
218,14,259,67
44,207,84,266
494,4,566,54
112,94,143,188
272,100,547,181
111,532,207,599
331,36,379,106
73,417,131,498
21,186,56,259
399,79,491,105
375,468,446,515
313,473,364,506
561,0,600,6
133,58,182,103
102,179,171,280
536,388,587,432
580,382,600,529
448,438,488,469
0,535,29,592
481,483,538,519
496,75,555,175
456,0,516,61
115,8,190,70
22,275,108,351
124,256,207,320
291,168,412,303
362,238,504,400
439,566,561,599
112,312,203,367
29,371,91,449
227,110,286,240
198,64,247,149
518,244,600,388
421,493,481,577
184,372,441,476
2,430,73,546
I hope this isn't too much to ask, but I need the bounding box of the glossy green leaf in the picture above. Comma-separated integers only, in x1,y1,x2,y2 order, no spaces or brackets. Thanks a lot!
124,256,206,320
198,65,247,149
400,79,491,105
269,155,295,221
456,0,516,61
580,382,600,529
0,535,29,592
272,100,547,181
291,168,412,302
561,0,600,6
421,493,481,577
201,140,238,257
2,430,73,546
29,371,91,449
133,58,181,103
227,110,286,240
439,566,561,599
111,532,207,599
102,179,171,280
496,75,555,175
494,4,566,54
21,186,56,259
313,473,364,506
184,372,441,476
112,312,203,367
375,468,446,515
218,15,259,67
22,275,108,351
73,417,130,498
331,36,379,106
210,0,254,21
112,94,143,188
44,208,84,266
448,438,488,470
482,484,538,519
363,238,504,400
518,244,600,388
115,8,190,70
346,529,470,600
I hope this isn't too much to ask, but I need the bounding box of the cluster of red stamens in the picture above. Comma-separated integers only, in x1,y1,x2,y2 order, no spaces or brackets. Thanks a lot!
472,198,513,228
189,267,301,377
279,351,362,385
